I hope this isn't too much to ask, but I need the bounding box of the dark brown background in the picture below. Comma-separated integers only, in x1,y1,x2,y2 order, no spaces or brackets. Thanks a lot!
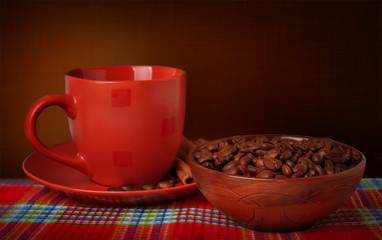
1,1,381,178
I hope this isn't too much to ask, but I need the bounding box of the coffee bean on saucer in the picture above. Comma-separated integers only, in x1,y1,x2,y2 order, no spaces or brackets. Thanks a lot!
157,181,175,189
107,187,122,191
163,175,177,185
120,184,134,191
141,184,156,190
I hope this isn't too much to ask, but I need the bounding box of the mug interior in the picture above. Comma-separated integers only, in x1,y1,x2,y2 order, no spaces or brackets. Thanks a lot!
66,65,184,81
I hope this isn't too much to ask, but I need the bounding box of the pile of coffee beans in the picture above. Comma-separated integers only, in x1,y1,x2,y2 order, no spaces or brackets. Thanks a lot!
107,174,178,191
193,135,362,179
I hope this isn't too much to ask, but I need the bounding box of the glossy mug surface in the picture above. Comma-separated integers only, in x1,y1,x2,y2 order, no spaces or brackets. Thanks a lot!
25,65,186,187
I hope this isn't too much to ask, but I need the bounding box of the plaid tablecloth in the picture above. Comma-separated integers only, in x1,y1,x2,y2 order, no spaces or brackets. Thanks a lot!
0,178,381,240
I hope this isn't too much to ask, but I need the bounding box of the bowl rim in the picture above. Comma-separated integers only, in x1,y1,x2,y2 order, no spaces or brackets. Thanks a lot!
187,134,366,182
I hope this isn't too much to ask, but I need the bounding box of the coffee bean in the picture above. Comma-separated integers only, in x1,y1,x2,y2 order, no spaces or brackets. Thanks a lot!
239,155,251,165
247,140,262,150
233,152,245,162
196,149,214,163
312,149,327,164
344,148,352,162
157,181,175,189
206,142,218,152
275,174,288,179
238,165,247,175
314,164,325,176
256,170,274,179
255,158,265,168
263,157,282,171
285,160,295,169
291,171,304,178
219,145,237,156
270,136,281,144
280,150,292,161
351,148,361,161
232,136,243,143
334,163,348,172
329,156,349,164
201,161,215,169
324,166,335,175
255,149,268,157
261,143,274,150
308,168,316,177
297,157,314,169
246,153,255,160
194,151,202,159
304,173,313,178
218,141,229,150
251,157,258,166
266,148,279,158
108,187,122,191
247,165,262,176
324,159,334,167
120,184,134,191
281,165,292,177
163,176,177,185
293,163,308,174
328,146,344,158
141,184,156,190
291,149,303,163
280,141,294,152
308,139,322,152
222,160,239,171
285,139,303,151
214,155,230,168
224,167,242,176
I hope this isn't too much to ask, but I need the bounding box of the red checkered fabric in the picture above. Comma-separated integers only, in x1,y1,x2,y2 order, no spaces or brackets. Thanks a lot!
0,178,381,239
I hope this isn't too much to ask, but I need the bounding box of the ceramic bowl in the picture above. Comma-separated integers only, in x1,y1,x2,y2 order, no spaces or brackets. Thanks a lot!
187,134,366,232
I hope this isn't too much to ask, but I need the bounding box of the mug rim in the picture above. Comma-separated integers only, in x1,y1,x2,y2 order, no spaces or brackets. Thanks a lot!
65,65,186,83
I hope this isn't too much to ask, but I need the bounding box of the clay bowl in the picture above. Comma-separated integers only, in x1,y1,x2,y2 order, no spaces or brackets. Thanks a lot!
187,134,366,232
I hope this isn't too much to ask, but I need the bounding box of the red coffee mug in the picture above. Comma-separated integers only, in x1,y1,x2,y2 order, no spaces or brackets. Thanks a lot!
25,65,186,187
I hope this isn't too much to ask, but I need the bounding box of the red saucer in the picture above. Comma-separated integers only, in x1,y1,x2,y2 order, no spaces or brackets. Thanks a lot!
23,142,198,204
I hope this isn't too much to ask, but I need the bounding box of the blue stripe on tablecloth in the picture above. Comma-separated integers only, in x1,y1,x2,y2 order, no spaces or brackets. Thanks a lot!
0,179,38,186
358,178,382,190
153,203,168,240
1,202,381,228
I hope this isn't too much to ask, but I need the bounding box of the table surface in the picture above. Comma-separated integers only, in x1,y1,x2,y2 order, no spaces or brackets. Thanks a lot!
0,178,381,240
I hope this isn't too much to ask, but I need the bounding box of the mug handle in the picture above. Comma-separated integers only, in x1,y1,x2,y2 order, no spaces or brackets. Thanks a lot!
25,94,90,176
